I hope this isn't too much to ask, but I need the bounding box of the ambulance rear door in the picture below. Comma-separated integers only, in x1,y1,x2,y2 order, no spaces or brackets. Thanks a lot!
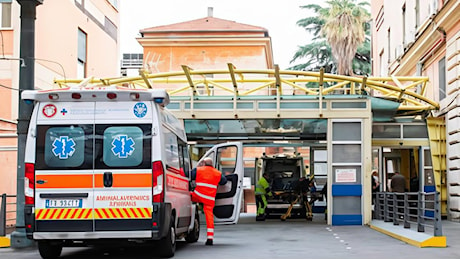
200,142,244,224
33,101,96,234
93,101,154,235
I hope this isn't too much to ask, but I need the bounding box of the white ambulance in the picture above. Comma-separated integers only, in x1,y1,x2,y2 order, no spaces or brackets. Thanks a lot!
21,86,244,258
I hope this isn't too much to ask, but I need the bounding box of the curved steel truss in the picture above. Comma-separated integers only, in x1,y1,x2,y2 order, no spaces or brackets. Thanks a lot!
54,64,439,116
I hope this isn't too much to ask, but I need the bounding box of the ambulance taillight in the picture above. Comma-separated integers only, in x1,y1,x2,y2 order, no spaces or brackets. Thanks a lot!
152,161,164,203
107,93,117,100
48,93,59,100
24,163,35,205
71,93,82,99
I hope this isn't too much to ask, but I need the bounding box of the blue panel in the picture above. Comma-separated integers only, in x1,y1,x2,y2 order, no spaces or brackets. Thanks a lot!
312,206,326,213
166,103,180,110
237,102,253,109
331,102,366,109
259,102,277,109
424,185,436,192
280,102,319,109
423,185,436,218
332,215,362,225
332,184,362,196
194,102,233,109
424,210,435,218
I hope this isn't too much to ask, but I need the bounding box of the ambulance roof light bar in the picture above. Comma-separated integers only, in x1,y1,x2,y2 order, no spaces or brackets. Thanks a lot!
21,88,170,106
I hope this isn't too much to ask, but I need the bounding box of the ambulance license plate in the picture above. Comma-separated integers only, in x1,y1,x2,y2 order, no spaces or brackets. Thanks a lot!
45,199,82,208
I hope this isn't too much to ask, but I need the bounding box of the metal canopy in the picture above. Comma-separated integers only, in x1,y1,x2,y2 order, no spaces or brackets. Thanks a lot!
54,65,439,120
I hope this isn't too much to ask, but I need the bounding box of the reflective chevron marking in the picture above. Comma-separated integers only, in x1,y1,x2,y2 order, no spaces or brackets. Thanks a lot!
35,208,152,220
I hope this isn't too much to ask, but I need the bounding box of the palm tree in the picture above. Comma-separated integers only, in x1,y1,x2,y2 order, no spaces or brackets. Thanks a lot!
290,1,370,76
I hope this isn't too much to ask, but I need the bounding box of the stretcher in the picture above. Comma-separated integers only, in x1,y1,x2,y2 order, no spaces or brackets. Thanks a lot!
278,191,315,221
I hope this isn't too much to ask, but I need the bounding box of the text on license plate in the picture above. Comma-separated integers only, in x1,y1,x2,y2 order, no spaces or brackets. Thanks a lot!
45,199,82,208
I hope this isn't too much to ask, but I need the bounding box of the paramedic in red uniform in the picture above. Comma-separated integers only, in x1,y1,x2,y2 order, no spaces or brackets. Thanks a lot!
191,157,227,246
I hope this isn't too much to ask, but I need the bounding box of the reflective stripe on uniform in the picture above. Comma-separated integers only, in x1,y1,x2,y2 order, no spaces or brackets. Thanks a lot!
196,182,218,189
194,190,216,201
207,228,214,232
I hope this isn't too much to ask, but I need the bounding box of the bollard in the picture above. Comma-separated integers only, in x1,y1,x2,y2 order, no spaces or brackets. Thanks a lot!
434,192,443,236
0,194,6,236
403,193,410,228
0,193,11,248
417,192,424,232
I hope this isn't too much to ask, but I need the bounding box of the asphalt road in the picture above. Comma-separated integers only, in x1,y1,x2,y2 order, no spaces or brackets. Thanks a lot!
1,213,460,259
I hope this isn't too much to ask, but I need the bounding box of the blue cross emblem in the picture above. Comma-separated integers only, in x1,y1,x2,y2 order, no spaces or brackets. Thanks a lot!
52,136,76,159
60,108,68,115
133,102,147,118
111,135,135,158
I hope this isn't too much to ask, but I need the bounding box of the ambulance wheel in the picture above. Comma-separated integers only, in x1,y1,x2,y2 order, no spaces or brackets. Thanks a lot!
185,211,200,243
38,241,62,259
158,217,176,257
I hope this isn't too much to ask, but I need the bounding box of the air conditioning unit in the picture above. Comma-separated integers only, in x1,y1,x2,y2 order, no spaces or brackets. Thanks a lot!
405,30,416,47
395,44,404,59
429,0,438,16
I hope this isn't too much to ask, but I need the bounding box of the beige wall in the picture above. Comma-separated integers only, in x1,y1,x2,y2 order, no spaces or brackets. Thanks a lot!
371,0,460,221
372,0,440,79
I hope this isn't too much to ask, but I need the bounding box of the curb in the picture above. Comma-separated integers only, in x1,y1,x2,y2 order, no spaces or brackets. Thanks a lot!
0,236,10,248
370,221,446,248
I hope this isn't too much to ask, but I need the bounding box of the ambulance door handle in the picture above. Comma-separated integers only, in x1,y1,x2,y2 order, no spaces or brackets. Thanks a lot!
103,172,113,187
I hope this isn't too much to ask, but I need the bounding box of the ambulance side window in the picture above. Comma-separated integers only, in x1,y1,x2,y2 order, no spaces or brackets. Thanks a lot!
178,141,190,177
94,124,151,169
35,125,93,170
216,145,237,175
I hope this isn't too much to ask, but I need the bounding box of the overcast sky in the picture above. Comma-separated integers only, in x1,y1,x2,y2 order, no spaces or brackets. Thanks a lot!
119,0,315,69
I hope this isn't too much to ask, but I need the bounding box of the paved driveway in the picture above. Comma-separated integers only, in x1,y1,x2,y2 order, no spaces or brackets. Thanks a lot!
1,213,460,259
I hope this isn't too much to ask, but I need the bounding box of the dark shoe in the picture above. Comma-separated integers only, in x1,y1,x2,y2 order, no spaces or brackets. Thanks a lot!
205,239,213,246
256,215,266,221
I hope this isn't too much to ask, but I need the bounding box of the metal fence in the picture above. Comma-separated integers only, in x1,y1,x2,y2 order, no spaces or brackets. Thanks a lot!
373,191,442,236
0,194,16,236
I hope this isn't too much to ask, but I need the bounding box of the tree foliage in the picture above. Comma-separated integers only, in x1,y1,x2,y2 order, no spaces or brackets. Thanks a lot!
289,0,371,76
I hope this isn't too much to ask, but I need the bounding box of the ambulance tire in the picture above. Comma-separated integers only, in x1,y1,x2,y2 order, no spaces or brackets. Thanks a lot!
185,210,200,243
158,216,176,258
38,241,62,259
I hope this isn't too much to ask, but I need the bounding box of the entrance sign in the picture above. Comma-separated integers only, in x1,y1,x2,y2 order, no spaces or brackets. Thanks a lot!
335,169,357,183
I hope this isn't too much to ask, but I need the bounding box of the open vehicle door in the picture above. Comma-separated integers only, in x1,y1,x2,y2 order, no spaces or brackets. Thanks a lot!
199,142,244,224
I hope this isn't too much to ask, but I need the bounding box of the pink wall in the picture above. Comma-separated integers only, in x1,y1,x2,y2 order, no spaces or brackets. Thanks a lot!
0,0,119,197
35,0,119,78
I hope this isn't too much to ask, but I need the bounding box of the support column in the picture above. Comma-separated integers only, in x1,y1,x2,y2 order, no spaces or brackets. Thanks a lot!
11,0,43,248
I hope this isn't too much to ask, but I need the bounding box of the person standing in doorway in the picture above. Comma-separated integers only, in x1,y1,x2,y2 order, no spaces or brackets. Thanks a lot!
390,172,406,193
371,170,380,205
190,157,227,246
255,172,273,221
390,171,406,219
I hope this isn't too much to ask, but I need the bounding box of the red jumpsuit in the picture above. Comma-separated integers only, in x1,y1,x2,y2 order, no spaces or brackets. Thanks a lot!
190,165,224,241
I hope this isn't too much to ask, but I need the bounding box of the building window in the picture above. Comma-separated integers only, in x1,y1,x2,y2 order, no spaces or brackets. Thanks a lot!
379,51,386,76
107,0,118,10
387,28,391,62
77,28,87,78
439,57,446,101
0,1,11,28
402,4,406,45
